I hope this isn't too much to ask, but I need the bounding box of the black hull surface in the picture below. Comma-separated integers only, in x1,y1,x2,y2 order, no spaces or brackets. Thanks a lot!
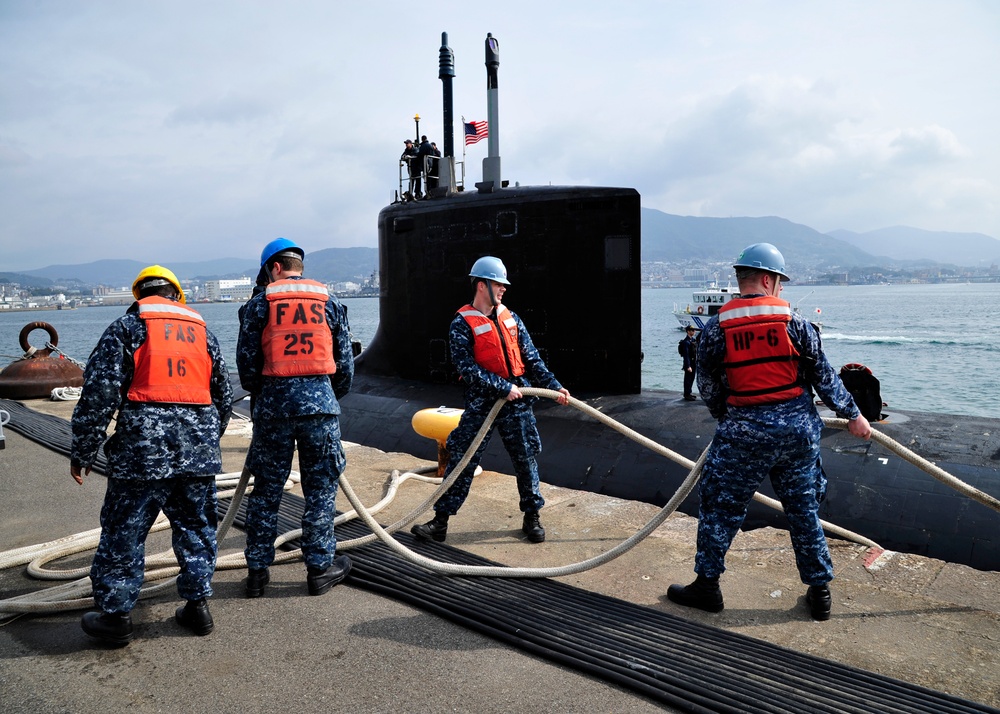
339,371,1000,572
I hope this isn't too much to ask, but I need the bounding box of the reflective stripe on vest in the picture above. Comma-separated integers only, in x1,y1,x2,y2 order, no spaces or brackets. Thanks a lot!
458,304,526,379
127,296,213,405
262,278,336,377
719,296,803,406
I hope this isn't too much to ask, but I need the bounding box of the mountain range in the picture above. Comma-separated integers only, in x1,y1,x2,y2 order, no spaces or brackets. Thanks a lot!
640,211,1000,271
826,226,1000,267
2,248,378,290
4,210,999,288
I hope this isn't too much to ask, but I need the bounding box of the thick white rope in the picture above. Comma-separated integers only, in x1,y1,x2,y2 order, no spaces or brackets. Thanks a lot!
50,387,83,401
317,391,996,579
337,440,709,577
822,417,1000,512
330,388,884,577
0,470,295,617
4,391,997,613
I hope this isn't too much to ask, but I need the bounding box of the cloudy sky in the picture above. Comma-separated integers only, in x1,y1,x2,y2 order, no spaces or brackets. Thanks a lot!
2,1,998,272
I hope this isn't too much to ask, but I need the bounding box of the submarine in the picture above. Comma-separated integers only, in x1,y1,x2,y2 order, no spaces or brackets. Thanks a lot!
338,32,1000,571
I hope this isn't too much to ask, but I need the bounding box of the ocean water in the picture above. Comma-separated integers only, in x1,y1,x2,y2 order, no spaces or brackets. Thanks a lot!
2,283,997,419
642,283,1000,419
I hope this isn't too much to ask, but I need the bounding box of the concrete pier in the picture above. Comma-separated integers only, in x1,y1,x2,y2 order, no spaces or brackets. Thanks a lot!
2,398,998,712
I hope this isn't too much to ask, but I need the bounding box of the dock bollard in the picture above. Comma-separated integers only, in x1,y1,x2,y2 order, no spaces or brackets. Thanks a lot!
410,406,464,478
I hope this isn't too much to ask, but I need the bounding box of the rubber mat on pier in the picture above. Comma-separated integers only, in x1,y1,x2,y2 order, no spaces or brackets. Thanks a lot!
222,493,998,714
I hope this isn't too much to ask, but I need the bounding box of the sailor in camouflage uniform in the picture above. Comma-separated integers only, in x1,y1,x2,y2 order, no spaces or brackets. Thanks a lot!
238,238,354,598
411,256,570,544
71,265,232,645
668,244,872,621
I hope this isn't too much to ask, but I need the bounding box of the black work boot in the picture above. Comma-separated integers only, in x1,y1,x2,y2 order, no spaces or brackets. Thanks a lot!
175,599,214,636
522,511,546,543
307,554,353,596
806,584,832,621
667,575,724,613
245,567,270,599
81,611,133,646
411,512,449,542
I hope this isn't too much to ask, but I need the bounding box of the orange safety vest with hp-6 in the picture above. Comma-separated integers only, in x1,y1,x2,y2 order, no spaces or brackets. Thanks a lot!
127,297,213,404
458,304,526,379
719,296,804,407
262,278,336,377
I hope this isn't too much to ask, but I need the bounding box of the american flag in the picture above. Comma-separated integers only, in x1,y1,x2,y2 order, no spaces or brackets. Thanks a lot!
464,120,488,146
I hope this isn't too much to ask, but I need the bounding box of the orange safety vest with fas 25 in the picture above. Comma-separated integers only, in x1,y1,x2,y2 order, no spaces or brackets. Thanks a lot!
718,296,804,407
262,278,336,377
458,304,526,379
127,296,213,405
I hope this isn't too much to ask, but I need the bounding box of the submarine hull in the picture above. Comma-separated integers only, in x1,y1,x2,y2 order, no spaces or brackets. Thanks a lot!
333,181,1000,572
339,372,1000,572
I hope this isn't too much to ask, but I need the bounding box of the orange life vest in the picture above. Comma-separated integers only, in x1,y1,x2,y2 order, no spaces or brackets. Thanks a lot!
127,296,213,405
719,296,804,407
458,304,526,379
262,278,336,377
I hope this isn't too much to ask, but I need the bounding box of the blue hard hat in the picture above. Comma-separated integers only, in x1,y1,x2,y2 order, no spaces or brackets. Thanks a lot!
260,237,305,268
469,256,510,285
733,243,790,281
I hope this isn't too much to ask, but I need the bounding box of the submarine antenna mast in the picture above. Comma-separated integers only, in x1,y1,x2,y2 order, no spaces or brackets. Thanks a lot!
481,33,501,192
438,32,456,193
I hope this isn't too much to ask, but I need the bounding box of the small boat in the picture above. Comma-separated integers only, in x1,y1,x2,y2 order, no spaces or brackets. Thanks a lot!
673,284,824,331
673,283,740,330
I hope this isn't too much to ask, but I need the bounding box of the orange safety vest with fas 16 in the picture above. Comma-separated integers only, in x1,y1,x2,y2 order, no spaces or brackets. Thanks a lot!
262,278,336,377
718,296,804,407
127,296,213,404
458,304,526,379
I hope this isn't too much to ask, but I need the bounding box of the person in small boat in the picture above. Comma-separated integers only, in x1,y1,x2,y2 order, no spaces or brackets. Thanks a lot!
678,325,699,401
668,243,872,621
71,265,232,645
237,238,355,598
411,256,570,544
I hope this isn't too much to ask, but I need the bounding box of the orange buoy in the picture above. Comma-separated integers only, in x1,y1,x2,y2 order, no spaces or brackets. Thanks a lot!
0,322,85,399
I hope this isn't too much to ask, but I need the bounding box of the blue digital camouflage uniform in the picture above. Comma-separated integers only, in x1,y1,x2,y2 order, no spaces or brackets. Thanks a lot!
694,299,862,586
237,277,354,571
71,304,232,614
433,309,563,516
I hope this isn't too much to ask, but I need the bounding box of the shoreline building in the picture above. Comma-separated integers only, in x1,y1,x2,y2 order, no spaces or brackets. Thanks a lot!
203,277,253,302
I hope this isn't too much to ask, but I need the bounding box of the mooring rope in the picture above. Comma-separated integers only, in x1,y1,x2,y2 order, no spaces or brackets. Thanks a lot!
2,387,997,615
823,416,1000,512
